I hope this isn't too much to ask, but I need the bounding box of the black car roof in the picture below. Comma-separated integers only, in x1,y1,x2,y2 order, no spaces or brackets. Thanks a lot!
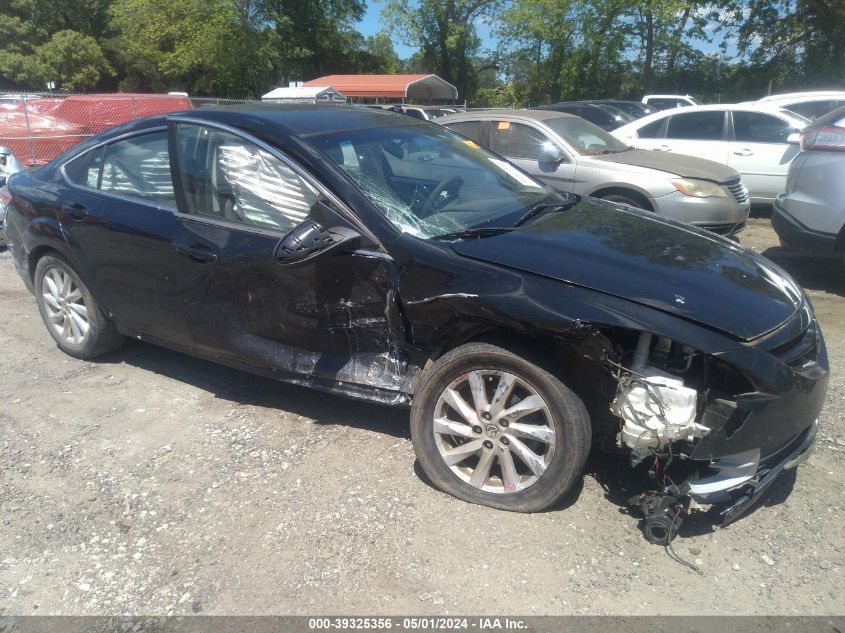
169,104,418,137
85,104,420,147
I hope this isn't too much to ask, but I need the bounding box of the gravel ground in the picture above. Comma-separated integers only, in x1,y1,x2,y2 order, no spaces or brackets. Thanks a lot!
0,218,843,616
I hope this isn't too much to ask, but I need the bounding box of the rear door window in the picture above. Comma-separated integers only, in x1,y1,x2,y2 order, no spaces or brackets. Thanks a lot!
666,111,726,140
65,131,176,207
732,111,796,143
786,100,839,120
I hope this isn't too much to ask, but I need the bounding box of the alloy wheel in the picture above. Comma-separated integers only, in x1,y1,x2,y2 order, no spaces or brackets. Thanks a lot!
41,266,89,345
432,370,556,494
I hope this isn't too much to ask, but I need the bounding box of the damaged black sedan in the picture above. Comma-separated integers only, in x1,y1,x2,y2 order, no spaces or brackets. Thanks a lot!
2,106,828,542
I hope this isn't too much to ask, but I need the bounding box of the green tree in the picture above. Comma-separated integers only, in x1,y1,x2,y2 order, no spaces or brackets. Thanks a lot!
718,0,845,91
382,0,501,100
30,29,114,90
110,0,242,93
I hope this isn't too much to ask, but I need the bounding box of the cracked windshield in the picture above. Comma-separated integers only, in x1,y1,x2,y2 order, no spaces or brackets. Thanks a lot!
308,123,558,238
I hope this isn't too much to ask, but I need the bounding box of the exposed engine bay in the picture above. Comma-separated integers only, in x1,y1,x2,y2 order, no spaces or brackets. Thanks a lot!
603,331,817,547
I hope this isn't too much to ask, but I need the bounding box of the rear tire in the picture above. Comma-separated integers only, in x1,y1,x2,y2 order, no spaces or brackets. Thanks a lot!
410,342,591,512
34,253,124,359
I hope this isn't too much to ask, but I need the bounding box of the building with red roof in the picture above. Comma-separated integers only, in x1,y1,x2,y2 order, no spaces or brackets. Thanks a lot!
302,74,459,102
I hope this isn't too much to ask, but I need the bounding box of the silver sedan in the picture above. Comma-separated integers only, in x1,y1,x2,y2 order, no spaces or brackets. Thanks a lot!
439,109,750,235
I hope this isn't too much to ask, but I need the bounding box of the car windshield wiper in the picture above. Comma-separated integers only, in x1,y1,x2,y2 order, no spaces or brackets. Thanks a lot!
431,227,514,241
513,196,578,227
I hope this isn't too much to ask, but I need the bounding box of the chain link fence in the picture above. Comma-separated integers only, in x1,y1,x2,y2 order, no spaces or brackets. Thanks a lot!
0,92,269,167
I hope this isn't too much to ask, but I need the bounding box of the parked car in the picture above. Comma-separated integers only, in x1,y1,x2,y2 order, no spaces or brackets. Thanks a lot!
642,94,700,110
0,185,8,248
588,99,656,119
754,91,845,121
0,146,24,186
0,147,20,247
532,102,635,131
0,93,193,166
440,109,749,235
612,104,809,203
3,106,827,542
399,105,463,121
367,104,463,121
0,108,89,166
772,105,845,267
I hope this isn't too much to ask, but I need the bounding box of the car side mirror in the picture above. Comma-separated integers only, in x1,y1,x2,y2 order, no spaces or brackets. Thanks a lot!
274,219,362,265
538,143,564,170
787,132,801,145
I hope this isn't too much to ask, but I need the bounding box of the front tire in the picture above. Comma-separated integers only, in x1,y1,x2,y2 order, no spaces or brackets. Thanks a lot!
410,342,591,512
34,253,124,359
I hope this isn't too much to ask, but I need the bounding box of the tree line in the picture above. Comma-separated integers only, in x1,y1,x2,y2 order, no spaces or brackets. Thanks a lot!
0,0,842,105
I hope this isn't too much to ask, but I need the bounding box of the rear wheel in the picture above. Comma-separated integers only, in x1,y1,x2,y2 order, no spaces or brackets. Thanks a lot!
34,254,124,359
410,343,591,512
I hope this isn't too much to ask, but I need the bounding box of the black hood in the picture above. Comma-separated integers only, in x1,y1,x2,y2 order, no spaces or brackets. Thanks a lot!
452,199,802,341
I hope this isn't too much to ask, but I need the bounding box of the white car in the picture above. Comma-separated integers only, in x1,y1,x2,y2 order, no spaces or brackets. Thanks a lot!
612,104,809,203
772,105,845,266
755,91,845,121
641,94,700,110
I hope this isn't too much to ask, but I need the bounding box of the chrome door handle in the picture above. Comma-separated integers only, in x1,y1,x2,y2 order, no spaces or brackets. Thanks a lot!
656,145,671,152
733,149,753,156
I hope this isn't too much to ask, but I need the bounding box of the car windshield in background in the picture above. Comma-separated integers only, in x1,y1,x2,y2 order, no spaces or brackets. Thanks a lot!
308,124,555,239
423,108,458,119
545,116,631,155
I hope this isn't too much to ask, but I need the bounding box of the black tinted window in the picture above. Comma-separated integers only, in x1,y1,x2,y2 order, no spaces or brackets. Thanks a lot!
488,121,552,160
578,107,615,129
175,123,319,232
637,119,664,138
69,132,176,206
666,111,725,140
733,111,795,143
649,98,688,110
446,121,484,144
786,100,837,121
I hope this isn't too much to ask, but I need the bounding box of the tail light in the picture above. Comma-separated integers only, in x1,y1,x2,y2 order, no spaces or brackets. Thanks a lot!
800,126,845,152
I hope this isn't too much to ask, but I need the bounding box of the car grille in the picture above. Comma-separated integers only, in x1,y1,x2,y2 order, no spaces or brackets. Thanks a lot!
724,177,749,205
770,322,820,368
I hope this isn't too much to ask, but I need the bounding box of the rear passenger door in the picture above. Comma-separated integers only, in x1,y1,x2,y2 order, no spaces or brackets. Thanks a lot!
486,120,576,192
59,128,188,340
728,111,801,200
659,110,728,164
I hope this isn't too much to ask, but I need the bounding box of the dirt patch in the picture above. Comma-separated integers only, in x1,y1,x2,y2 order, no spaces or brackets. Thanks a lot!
0,218,842,615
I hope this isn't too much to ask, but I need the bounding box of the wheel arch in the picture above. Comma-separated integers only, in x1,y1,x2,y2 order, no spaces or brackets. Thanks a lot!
590,186,654,211
413,322,621,443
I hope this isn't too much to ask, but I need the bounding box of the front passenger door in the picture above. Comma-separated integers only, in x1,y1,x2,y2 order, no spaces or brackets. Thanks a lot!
486,121,576,192
169,121,403,390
